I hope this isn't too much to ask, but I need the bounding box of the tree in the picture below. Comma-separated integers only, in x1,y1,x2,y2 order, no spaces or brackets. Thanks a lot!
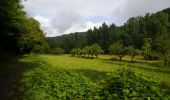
91,44,103,58
0,0,27,53
0,0,46,54
142,38,152,61
17,18,46,53
127,46,140,62
84,46,91,58
98,23,111,53
70,49,77,56
70,48,81,57
109,42,127,61
156,34,170,66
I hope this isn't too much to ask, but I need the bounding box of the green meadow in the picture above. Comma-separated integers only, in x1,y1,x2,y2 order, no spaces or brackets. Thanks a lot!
17,54,170,99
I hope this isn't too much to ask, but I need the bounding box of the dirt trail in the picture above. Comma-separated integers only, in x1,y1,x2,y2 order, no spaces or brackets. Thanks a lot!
0,57,21,100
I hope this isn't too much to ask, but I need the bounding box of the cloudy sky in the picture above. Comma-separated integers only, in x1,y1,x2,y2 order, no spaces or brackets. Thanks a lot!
22,0,170,37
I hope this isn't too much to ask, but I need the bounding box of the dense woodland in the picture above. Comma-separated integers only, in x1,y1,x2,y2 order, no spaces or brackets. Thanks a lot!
0,0,46,62
47,8,170,66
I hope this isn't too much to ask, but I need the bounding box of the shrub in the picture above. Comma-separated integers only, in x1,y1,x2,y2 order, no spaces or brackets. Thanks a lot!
100,68,169,99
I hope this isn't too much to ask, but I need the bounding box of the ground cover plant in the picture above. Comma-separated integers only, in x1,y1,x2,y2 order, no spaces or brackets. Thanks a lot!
17,54,170,99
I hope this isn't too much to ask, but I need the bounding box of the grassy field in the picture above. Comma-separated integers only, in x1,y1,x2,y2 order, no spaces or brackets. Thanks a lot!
41,55,170,84
18,54,170,99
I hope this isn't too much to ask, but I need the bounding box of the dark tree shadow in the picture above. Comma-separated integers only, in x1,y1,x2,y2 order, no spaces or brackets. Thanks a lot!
102,60,170,75
71,69,109,82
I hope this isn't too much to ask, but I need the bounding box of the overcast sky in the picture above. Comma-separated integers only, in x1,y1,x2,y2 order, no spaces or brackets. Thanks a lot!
22,0,170,37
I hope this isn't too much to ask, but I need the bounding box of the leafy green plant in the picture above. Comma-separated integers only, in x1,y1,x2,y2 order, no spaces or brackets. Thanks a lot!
100,68,169,99
19,59,98,99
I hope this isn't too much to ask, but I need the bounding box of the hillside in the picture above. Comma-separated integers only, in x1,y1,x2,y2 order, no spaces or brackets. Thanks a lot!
47,32,87,53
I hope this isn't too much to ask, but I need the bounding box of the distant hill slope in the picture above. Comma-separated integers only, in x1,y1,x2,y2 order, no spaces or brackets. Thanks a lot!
47,32,87,52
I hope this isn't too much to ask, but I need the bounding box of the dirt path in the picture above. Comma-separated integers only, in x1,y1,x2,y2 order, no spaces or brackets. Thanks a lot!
0,57,21,100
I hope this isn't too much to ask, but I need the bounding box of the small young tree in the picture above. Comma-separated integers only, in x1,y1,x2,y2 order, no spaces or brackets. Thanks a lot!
108,42,127,61
76,48,81,56
127,46,140,62
84,46,91,58
81,48,87,57
70,49,77,56
91,44,103,58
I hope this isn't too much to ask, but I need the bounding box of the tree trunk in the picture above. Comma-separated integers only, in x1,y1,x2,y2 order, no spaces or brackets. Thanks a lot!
131,55,134,62
96,54,98,59
119,56,122,61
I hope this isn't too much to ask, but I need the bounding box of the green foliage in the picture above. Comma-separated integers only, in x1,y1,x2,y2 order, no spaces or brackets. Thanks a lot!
127,46,140,61
109,42,127,61
71,44,103,58
91,44,103,58
70,48,81,56
17,18,46,53
0,0,46,54
19,59,98,99
156,33,170,66
0,0,26,53
142,38,152,61
47,32,87,53
31,45,45,54
100,68,169,99
49,47,65,55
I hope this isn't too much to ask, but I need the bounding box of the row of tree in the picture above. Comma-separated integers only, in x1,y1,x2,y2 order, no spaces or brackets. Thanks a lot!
70,42,139,61
71,44,103,58
85,10,170,65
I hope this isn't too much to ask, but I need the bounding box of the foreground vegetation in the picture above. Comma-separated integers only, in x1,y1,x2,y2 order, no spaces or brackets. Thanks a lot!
17,54,170,99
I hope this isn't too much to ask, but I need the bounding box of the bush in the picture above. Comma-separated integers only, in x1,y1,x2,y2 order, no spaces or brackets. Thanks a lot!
32,45,45,54
100,68,169,99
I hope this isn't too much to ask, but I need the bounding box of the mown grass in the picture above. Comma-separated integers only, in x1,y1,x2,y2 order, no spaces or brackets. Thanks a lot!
41,54,170,92
18,54,170,98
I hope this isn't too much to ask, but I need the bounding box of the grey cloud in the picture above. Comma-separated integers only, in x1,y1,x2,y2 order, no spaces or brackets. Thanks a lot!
52,10,82,33
111,0,170,25
23,0,170,36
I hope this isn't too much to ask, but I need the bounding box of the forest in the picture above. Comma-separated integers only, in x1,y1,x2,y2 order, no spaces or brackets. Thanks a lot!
0,0,170,99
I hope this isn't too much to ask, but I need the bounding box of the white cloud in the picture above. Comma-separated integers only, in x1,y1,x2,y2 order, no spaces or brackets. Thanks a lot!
22,0,170,36
64,21,103,34
34,16,59,37
34,15,103,37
